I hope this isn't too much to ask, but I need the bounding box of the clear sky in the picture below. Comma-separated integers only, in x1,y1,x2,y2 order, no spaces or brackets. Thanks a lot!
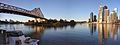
0,0,120,22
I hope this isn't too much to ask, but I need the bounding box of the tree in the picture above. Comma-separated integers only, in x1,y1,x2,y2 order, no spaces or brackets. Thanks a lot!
31,20,34,22
28,20,31,22
60,19,64,23
70,20,75,23
53,19,58,23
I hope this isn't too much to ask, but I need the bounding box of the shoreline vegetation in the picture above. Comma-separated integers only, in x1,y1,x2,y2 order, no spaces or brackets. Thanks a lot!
0,20,23,24
1,19,120,26
0,19,87,27
24,19,87,27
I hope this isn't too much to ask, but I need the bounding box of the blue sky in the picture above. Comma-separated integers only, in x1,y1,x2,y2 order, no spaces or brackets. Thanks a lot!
0,0,120,22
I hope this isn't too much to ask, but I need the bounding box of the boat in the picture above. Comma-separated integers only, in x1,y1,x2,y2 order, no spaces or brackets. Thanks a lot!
6,30,39,45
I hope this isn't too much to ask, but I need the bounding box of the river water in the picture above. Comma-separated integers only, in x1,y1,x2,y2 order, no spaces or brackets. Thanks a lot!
0,23,120,45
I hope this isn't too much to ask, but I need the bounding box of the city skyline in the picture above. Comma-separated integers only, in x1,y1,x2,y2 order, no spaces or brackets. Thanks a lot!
0,0,120,22
97,5,118,23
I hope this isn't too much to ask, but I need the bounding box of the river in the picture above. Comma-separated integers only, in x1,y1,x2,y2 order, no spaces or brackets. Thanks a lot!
0,23,120,45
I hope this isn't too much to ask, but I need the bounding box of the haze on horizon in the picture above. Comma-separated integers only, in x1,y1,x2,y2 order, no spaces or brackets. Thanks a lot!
0,0,120,22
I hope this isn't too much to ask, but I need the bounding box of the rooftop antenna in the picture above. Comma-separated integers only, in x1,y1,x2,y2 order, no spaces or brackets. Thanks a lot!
99,0,103,7
100,0,102,5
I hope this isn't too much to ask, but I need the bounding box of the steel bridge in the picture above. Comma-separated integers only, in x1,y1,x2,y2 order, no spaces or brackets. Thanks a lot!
0,2,45,19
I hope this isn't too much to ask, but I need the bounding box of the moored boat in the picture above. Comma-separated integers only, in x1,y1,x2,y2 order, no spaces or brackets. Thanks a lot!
6,30,39,45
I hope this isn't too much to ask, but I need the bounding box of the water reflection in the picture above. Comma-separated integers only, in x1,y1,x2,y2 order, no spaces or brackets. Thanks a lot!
89,23,119,45
88,23,97,35
30,25,45,39
44,24,76,30
70,24,76,29
0,24,120,45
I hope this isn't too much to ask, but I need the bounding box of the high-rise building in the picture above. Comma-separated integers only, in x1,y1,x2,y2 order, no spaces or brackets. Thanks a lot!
98,5,110,23
107,15,110,23
114,8,118,20
98,5,103,23
90,12,94,22
93,15,97,22
103,6,109,23
88,13,97,22
110,10,118,23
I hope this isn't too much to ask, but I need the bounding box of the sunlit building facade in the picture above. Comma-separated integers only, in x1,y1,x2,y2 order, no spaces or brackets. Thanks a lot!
98,5,103,23
98,5,118,23
110,10,118,23
103,6,109,23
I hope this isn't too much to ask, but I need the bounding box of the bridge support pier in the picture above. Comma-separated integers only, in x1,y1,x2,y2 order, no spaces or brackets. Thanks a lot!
34,18,46,23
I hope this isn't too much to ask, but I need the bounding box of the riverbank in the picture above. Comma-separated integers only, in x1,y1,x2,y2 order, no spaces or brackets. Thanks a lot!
24,21,77,27
0,21,23,24
24,19,79,27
